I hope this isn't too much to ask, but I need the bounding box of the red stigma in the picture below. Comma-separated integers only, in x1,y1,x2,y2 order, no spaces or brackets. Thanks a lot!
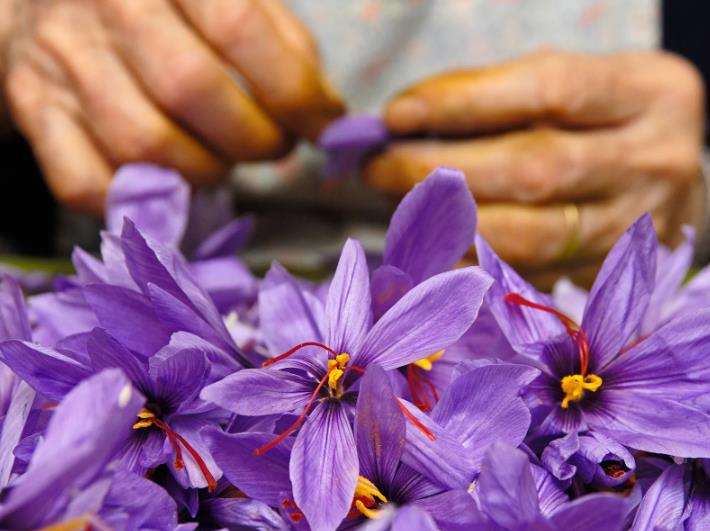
504,292,590,375
398,400,436,441
149,418,217,492
263,341,340,367
406,364,439,412
282,498,304,522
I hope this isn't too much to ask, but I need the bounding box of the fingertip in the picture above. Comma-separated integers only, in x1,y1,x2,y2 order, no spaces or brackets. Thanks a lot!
384,95,428,134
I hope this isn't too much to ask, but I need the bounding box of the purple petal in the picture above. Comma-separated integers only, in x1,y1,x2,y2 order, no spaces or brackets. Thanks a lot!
163,415,221,490
201,497,286,531
258,262,326,374
355,267,491,370
540,432,580,482
192,216,254,260
475,235,564,351
370,265,413,321
400,401,475,489
572,432,636,488
552,278,587,325
290,401,358,531
83,284,171,358
413,490,487,531
549,493,630,531
0,340,91,402
642,226,694,334
71,247,107,285
29,289,98,347
0,382,35,488
478,443,540,528
582,213,657,368
203,428,293,506
631,463,687,531
189,257,258,312
149,347,208,411
106,163,189,246
99,471,178,531
86,328,152,393
0,369,143,528
384,167,476,284
326,239,372,355
355,365,405,487
390,505,439,531
0,276,31,341
319,115,389,181
200,369,313,416
432,364,537,470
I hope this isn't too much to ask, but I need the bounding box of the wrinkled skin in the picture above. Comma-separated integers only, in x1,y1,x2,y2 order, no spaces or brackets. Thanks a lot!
366,50,706,285
0,0,343,213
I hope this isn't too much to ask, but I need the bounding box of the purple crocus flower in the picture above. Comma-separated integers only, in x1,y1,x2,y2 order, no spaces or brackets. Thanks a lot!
106,163,258,313
201,237,491,530
477,213,710,458
0,326,222,491
203,366,483,530
0,368,145,528
475,442,631,530
319,115,389,182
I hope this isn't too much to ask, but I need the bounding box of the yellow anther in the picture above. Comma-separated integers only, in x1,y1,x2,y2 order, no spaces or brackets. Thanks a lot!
354,476,387,519
413,350,444,371
560,374,602,409
133,408,156,429
327,353,350,390
39,516,89,531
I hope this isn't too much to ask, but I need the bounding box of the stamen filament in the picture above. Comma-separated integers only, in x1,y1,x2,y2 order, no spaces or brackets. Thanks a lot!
263,341,340,367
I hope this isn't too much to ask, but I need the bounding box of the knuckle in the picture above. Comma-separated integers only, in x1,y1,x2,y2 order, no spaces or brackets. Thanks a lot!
113,118,171,162
514,131,568,201
154,53,215,110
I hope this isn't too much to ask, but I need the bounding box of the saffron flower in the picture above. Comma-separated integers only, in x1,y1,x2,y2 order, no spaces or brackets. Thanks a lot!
201,237,491,530
477,213,710,458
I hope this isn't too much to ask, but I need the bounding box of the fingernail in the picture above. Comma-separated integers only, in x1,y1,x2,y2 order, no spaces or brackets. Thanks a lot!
385,96,428,133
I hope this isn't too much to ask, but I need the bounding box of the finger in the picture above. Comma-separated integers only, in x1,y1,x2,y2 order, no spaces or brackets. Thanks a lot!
258,0,320,64
99,0,290,161
364,128,629,203
475,180,677,267
6,64,112,215
174,0,345,140
384,50,643,135
35,4,227,184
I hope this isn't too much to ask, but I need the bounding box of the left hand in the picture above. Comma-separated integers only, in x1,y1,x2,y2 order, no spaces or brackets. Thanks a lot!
364,50,706,278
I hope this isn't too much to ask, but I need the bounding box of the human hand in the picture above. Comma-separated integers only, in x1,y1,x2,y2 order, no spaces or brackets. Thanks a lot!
1,0,343,213
365,51,706,276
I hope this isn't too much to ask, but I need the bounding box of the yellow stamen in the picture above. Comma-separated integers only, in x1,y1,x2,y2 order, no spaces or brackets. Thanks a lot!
39,516,89,531
132,407,156,429
327,353,350,390
560,374,602,408
354,476,387,519
413,350,444,371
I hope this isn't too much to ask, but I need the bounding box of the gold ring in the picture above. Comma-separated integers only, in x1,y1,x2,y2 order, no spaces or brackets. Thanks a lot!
559,203,581,261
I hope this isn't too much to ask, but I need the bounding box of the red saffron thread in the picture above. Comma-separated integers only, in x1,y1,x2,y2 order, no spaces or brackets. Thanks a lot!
263,341,340,367
150,418,217,492
504,292,590,375
398,400,436,441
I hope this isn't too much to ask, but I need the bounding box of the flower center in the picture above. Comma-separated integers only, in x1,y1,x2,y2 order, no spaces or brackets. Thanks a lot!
406,350,444,412
351,476,388,519
133,407,217,492
560,374,602,408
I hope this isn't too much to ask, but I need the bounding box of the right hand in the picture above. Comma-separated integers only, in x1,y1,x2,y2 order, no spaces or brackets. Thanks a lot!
1,0,344,213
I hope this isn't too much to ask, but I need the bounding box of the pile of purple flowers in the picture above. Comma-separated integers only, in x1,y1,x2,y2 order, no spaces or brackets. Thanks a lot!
0,163,708,531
